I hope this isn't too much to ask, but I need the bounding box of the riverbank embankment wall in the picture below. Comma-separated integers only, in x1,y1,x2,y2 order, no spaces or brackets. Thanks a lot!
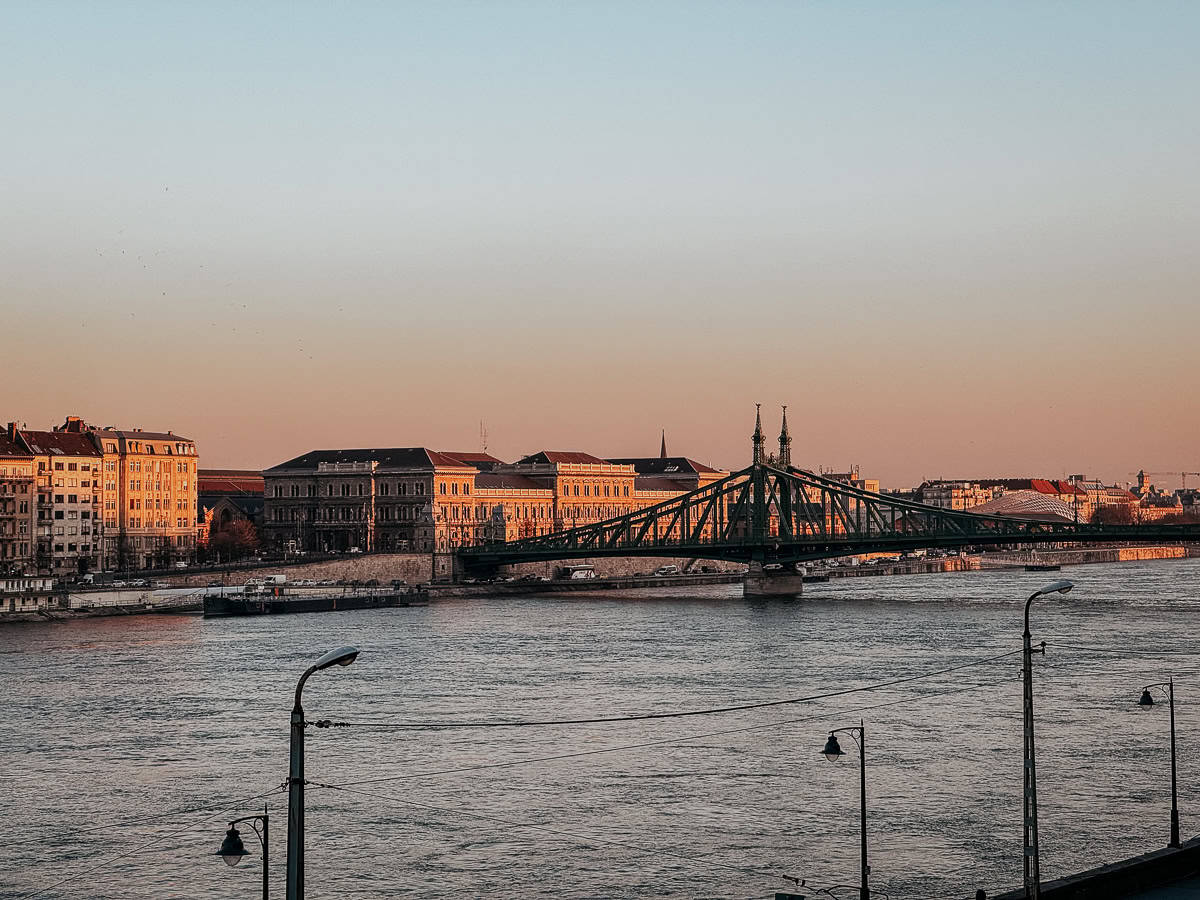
980,546,1187,568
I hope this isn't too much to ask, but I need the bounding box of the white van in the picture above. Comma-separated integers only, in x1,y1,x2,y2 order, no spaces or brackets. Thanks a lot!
654,565,680,577
561,565,596,580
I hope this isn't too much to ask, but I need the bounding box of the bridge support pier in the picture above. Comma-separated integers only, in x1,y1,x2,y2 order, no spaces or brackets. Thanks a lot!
743,561,804,599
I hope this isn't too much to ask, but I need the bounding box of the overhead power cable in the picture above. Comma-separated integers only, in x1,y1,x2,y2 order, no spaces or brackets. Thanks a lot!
313,646,1024,731
322,679,1003,790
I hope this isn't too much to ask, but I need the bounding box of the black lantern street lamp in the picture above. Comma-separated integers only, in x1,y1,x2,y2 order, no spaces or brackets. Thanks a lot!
1137,677,1181,849
1022,579,1074,900
287,646,359,900
821,720,870,900
215,806,269,900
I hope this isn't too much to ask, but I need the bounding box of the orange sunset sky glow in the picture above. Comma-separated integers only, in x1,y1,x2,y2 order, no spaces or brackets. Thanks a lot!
4,4,1198,488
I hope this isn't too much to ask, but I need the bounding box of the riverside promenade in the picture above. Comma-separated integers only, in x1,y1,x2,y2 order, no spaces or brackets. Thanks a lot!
990,837,1200,899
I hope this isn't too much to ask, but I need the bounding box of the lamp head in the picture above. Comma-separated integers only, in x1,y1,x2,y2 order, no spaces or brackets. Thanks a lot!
1041,579,1074,597
216,826,249,867
1139,689,1155,707
821,733,845,762
313,646,359,671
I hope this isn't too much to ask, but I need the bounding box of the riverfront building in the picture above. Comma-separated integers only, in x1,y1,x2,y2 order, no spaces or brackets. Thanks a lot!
85,424,200,569
18,428,106,576
0,428,36,573
0,417,200,573
262,446,731,553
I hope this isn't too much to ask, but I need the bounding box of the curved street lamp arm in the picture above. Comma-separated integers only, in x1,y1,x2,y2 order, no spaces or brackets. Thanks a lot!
228,812,268,849
829,723,865,748
293,666,320,712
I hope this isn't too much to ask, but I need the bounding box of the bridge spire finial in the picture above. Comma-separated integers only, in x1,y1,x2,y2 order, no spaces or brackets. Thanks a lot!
778,405,791,468
752,403,764,465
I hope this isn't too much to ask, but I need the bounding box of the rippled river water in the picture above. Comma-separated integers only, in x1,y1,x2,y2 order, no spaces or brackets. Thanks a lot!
3,559,1199,899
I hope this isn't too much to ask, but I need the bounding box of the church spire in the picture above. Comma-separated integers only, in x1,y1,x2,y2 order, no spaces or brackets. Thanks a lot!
778,405,792,468
660,429,667,459
752,403,765,465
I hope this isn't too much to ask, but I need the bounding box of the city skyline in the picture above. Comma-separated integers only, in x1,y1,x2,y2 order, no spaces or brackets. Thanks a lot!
4,3,1198,487
3,406,1195,493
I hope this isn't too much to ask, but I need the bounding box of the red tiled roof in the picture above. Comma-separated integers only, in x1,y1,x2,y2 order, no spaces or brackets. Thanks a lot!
18,431,101,457
198,469,264,495
517,450,610,465
977,478,1086,496
0,433,32,458
441,451,505,464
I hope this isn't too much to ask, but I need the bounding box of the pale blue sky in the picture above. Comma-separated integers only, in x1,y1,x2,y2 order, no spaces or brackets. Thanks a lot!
3,2,1197,484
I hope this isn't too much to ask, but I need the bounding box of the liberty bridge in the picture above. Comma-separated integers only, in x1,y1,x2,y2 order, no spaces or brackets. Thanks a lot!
459,407,1200,596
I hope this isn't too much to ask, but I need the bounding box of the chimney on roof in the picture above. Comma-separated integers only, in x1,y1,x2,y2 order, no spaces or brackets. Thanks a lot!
6,422,17,442
61,416,84,433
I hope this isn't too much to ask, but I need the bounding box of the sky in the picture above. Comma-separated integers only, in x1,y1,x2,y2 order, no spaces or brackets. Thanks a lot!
3,2,1197,488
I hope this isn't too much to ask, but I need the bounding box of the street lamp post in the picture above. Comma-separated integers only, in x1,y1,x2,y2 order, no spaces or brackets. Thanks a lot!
1023,579,1074,900
1138,677,1181,848
287,646,360,900
216,805,269,900
821,720,870,900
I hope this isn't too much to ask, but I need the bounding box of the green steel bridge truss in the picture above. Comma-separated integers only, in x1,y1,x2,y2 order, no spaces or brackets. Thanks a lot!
458,464,1200,568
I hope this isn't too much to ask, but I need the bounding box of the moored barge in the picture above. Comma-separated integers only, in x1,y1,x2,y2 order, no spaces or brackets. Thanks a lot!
204,586,429,618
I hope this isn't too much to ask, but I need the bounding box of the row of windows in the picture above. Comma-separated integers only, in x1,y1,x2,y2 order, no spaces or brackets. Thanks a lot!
53,494,92,505
123,517,193,529
272,480,433,498
123,442,195,457
563,481,631,498
129,498,188,511
49,461,96,473
129,460,196,474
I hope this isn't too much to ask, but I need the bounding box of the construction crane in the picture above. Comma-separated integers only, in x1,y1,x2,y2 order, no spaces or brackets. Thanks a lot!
1130,470,1200,491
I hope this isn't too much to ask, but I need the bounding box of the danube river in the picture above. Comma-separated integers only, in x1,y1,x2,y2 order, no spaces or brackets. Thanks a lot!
3,559,1199,899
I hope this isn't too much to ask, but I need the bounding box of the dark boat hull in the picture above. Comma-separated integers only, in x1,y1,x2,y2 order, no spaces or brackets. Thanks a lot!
203,591,428,618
